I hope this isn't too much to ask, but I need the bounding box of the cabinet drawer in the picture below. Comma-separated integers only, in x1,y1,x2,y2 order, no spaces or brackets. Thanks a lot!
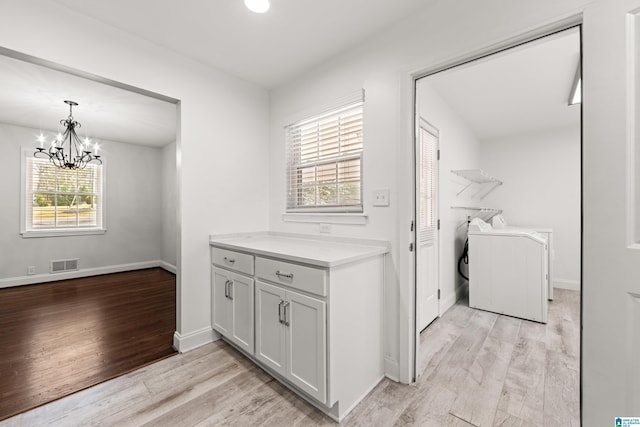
211,247,254,275
255,257,326,297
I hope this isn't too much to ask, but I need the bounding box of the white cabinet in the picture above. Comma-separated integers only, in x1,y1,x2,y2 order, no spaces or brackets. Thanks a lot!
211,266,254,354
210,233,388,422
255,280,326,403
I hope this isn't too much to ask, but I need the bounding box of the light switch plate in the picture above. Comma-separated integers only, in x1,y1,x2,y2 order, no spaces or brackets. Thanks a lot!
373,188,390,206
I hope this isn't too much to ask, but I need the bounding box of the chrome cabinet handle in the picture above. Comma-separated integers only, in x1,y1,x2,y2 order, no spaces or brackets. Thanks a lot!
283,301,290,326
278,300,284,324
223,257,236,265
224,279,233,299
275,270,293,280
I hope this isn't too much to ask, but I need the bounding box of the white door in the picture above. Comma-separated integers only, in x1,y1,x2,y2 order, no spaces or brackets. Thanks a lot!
255,280,287,376
416,119,439,331
583,0,640,424
286,290,326,404
211,267,231,336
229,272,254,354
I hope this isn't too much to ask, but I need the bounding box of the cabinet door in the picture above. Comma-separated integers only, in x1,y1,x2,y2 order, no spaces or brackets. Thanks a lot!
255,281,286,376
228,272,254,354
211,266,231,336
286,290,326,404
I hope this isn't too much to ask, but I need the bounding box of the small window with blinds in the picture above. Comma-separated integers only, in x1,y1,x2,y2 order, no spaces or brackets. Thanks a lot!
22,153,104,236
285,101,364,213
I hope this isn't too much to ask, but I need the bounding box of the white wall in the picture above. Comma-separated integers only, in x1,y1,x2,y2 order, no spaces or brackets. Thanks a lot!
268,0,592,383
0,0,270,350
416,81,482,310
0,122,165,283
161,142,177,268
480,126,581,289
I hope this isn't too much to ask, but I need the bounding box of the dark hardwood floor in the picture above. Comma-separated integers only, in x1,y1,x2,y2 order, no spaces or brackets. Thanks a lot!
0,268,177,421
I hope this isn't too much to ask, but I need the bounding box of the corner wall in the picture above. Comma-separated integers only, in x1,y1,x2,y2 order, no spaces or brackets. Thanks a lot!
416,81,482,311
480,126,581,289
161,142,177,269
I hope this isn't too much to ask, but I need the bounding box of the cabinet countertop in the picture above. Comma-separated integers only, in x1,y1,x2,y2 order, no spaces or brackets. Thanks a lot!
209,232,389,268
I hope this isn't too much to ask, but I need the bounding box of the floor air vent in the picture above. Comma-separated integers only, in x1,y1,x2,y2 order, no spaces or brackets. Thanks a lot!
50,258,79,273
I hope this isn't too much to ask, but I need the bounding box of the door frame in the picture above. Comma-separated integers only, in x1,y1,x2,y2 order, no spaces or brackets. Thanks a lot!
408,15,583,384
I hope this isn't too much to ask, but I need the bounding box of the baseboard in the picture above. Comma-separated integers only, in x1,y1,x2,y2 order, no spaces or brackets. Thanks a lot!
384,357,400,382
0,260,176,289
441,282,469,314
554,278,581,291
159,261,177,274
173,327,216,353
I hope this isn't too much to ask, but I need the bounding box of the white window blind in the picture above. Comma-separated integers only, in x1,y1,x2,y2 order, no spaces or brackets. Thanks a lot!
418,125,437,241
285,101,364,212
24,156,103,232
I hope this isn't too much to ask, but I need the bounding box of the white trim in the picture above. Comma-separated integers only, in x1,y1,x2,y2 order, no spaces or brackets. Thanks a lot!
0,260,174,289
553,278,581,291
410,14,583,80
159,261,177,274
282,212,368,225
384,357,400,382
627,9,640,248
440,283,468,315
283,89,365,128
0,46,180,105
21,228,107,238
20,147,106,236
172,327,216,353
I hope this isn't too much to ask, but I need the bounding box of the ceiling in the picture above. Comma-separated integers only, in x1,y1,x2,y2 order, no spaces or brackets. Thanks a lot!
52,0,434,89
0,0,433,148
423,28,581,142
0,53,177,147
0,3,578,148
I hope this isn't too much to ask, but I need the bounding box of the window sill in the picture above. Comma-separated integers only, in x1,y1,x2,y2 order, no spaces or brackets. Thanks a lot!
282,213,368,225
21,228,107,239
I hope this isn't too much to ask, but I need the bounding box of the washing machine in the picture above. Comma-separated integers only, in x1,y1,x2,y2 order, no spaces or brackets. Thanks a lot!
468,219,548,323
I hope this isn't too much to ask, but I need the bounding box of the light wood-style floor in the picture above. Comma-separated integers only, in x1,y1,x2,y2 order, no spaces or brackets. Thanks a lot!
1,289,579,426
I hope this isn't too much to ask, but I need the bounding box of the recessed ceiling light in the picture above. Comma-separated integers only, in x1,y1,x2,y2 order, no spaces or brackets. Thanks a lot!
245,0,270,13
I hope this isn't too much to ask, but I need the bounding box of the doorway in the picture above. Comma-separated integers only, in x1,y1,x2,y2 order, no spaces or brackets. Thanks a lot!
412,25,582,418
0,47,181,419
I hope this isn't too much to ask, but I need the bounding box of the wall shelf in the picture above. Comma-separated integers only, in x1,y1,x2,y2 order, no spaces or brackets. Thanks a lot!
451,206,503,227
451,169,503,200
451,168,503,227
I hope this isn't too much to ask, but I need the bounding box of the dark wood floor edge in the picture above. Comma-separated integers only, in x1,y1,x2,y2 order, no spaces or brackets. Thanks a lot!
0,265,176,290
0,351,179,423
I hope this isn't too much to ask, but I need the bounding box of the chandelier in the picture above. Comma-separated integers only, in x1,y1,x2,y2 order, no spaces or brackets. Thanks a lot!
34,100,102,170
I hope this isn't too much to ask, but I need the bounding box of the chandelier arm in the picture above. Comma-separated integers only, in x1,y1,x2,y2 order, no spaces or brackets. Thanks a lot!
34,101,102,170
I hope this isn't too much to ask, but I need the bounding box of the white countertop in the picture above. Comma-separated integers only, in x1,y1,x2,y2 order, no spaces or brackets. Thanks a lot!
209,232,389,268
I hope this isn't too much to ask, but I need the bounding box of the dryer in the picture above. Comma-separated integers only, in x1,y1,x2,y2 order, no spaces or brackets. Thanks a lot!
468,221,548,323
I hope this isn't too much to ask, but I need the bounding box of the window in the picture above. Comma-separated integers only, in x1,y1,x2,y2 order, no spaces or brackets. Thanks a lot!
22,151,104,237
285,101,364,213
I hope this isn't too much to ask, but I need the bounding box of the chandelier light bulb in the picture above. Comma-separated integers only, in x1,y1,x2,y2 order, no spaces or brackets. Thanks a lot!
244,0,270,13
